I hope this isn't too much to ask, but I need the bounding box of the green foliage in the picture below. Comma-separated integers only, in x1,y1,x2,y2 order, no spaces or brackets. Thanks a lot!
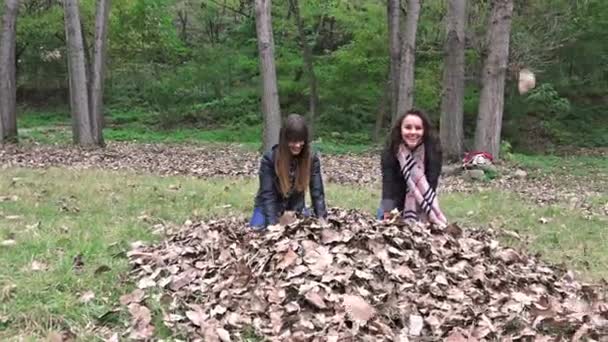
511,153,608,178
18,110,68,128
483,168,499,181
524,84,571,117
16,4,66,88
110,0,188,64
13,0,608,150
500,140,514,161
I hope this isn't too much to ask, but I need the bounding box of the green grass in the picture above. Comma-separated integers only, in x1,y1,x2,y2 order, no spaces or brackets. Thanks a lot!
0,167,606,339
510,153,608,178
18,110,69,129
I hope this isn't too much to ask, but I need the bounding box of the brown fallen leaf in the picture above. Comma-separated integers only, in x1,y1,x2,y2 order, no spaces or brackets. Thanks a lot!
94,265,112,275
496,248,521,264
137,277,156,289
445,329,469,342
409,315,424,336
446,223,463,238
120,289,145,306
186,308,207,327
279,211,297,226
0,239,16,247
31,260,49,272
128,303,154,340
79,290,95,303
305,290,327,309
1,283,17,301
343,294,375,322
104,333,119,342
216,328,231,342
47,331,64,342
277,248,299,269
26,221,41,230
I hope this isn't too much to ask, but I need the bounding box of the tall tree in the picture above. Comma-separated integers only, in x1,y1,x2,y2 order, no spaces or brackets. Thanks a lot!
396,0,421,118
254,0,281,150
474,0,514,158
373,66,390,142
64,0,94,146
64,0,108,147
90,0,111,145
289,0,318,138
0,0,19,144
387,0,400,120
440,0,467,161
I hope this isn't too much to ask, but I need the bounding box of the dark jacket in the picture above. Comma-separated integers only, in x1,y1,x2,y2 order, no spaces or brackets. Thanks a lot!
253,145,327,225
380,141,442,213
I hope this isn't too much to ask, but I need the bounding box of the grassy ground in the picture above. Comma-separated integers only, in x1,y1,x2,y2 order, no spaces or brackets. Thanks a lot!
510,153,608,178
1,166,606,340
16,109,375,155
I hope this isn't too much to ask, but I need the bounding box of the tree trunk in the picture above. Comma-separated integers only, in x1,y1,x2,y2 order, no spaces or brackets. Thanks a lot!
374,77,390,143
289,0,318,138
64,0,95,146
254,0,281,150
387,0,400,120
65,15,79,144
0,0,19,144
474,0,514,159
89,0,110,146
439,0,467,161
396,0,420,120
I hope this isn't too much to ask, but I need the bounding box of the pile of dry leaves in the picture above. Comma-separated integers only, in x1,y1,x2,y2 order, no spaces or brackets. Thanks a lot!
124,209,608,341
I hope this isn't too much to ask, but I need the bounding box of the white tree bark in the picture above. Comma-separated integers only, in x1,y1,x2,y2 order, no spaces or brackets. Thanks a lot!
474,0,514,158
254,0,281,151
0,0,19,143
440,0,467,160
396,0,420,119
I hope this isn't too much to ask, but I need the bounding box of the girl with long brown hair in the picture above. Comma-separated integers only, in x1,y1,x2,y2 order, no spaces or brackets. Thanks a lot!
250,114,327,229
379,109,448,227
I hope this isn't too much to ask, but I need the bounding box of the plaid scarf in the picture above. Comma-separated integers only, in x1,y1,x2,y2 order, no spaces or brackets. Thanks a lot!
395,143,448,227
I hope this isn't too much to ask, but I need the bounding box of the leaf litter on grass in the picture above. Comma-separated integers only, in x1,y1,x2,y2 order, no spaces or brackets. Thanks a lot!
123,208,608,341
2,143,605,217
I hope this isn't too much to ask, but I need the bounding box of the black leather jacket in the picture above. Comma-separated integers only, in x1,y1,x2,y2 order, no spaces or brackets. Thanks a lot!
253,145,327,225
380,141,442,213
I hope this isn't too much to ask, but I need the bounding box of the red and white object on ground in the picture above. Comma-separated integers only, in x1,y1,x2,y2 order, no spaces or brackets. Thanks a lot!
462,151,494,169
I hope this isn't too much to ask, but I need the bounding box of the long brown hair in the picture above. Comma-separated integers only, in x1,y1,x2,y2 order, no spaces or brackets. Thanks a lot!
275,114,311,196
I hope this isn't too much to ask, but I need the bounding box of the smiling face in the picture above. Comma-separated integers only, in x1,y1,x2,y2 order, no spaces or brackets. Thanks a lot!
400,114,424,149
288,140,305,156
